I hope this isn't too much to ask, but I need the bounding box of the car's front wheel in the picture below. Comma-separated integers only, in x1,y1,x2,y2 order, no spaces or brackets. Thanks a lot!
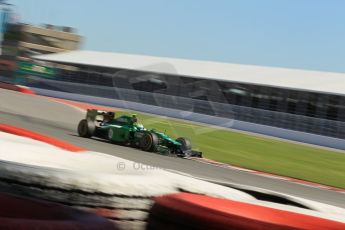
176,137,192,151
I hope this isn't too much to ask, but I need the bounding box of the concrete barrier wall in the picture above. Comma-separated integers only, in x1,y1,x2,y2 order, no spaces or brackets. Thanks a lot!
32,87,345,151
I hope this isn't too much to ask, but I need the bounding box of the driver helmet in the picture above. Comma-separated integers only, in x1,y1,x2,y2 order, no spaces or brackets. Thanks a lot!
104,112,115,121
107,112,115,118
132,114,138,123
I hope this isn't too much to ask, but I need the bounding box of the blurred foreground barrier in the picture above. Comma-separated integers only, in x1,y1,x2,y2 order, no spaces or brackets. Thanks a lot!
1,128,345,229
147,193,345,230
0,192,116,230
0,130,252,230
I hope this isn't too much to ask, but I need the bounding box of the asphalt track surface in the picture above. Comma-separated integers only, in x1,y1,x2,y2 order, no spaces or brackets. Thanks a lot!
1,89,345,208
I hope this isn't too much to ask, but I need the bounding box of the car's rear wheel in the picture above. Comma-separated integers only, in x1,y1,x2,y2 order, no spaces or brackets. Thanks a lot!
77,119,95,138
176,137,192,151
140,133,158,152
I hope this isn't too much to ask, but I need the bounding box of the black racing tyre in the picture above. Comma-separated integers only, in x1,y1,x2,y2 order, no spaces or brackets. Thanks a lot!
140,132,159,152
77,119,95,138
176,137,192,151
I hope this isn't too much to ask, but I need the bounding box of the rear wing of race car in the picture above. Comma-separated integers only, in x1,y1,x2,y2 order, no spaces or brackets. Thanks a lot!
86,109,115,121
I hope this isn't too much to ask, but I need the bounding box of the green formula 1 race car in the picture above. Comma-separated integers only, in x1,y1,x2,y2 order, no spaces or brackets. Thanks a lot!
77,109,202,158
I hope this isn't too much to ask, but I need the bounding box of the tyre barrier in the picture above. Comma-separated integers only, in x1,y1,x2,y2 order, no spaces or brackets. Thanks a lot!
147,193,345,230
0,192,116,230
